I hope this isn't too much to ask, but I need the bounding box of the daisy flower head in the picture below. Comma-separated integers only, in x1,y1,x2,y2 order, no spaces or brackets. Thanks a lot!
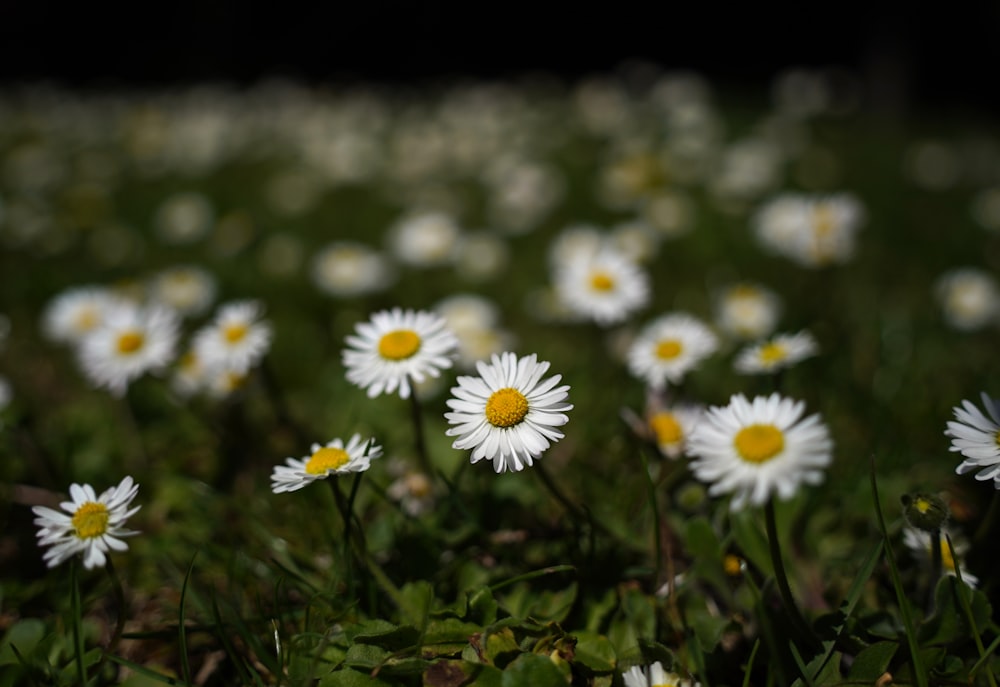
387,211,461,268
733,330,818,375
648,402,704,459
902,526,978,587
713,282,781,340
343,308,459,399
32,476,140,570
627,313,719,389
310,241,395,298
193,300,272,373
946,392,1000,486
935,268,1000,331
622,661,699,687
42,286,124,346
271,434,383,493
78,302,180,396
687,393,833,510
147,265,216,317
553,244,650,327
445,352,573,473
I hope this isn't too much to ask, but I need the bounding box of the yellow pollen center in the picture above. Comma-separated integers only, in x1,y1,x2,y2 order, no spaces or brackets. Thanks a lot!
485,387,529,428
590,272,615,292
71,502,110,539
223,323,248,344
305,447,350,474
759,342,787,363
378,329,421,360
655,339,683,360
733,424,785,464
650,412,683,445
116,331,145,354
723,554,745,576
915,497,932,514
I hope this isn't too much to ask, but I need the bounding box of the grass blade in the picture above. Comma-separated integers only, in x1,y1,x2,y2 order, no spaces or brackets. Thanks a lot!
178,553,197,686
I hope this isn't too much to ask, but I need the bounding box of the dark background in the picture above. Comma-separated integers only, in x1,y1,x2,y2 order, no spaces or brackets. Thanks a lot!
1,2,998,114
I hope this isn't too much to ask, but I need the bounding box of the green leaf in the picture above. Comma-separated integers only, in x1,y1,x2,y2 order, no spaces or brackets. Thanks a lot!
317,668,397,686
467,664,503,687
847,641,898,681
499,653,567,687
0,619,46,665
482,627,521,667
423,659,476,687
344,643,390,670
424,618,481,647
399,581,434,630
919,576,993,646
351,621,421,652
571,630,616,673
468,587,498,626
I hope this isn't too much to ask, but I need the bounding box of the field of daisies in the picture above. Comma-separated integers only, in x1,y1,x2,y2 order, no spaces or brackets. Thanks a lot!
1,69,1000,686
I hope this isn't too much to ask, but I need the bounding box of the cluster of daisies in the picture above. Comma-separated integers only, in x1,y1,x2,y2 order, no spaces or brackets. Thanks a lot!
42,273,272,399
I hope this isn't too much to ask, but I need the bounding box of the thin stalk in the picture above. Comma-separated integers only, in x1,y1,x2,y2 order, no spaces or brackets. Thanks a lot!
927,528,942,614
407,379,433,475
93,558,127,679
947,534,998,687
70,559,87,686
329,479,355,596
637,444,664,589
764,499,819,652
535,460,614,540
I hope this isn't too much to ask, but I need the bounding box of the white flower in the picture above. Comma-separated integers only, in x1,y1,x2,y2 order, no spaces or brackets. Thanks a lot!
622,661,699,687
387,211,461,267
946,392,1000,486
687,393,833,510
445,352,572,473
153,191,214,245
754,193,865,267
32,476,140,569
42,286,125,346
902,526,978,588
193,300,272,373
648,403,704,459
733,331,818,374
78,303,180,396
713,282,781,340
147,265,216,317
271,435,383,493
554,245,650,326
626,313,718,389
311,241,394,298
343,308,458,399
935,268,1000,331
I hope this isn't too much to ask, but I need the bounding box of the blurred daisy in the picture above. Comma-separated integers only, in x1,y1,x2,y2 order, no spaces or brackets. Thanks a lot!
193,300,272,373
434,294,515,371
42,286,123,346
648,403,704,459
153,191,214,245
754,193,865,267
734,331,818,374
343,308,458,399
687,393,833,510
713,282,781,340
170,348,206,398
946,392,1000,486
78,303,180,396
623,661,699,687
271,435,383,493
445,352,572,473
388,211,461,268
455,230,510,281
902,526,978,587
32,476,140,570
148,265,216,317
386,468,437,516
935,268,1000,331
627,313,718,389
311,241,394,298
554,245,650,326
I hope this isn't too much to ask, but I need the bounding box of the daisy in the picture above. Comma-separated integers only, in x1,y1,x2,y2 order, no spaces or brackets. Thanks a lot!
713,282,781,340
648,403,704,459
387,211,461,268
622,661,699,687
342,308,459,399
42,286,124,346
271,434,383,493
78,302,180,396
310,241,394,298
147,265,216,317
32,476,140,570
733,331,818,374
445,352,573,473
935,268,1000,331
902,526,978,587
193,300,272,373
554,244,650,326
686,393,833,510
945,392,1000,485
627,313,719,389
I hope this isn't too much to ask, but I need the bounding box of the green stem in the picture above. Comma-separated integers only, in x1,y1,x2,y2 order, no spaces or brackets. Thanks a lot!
927,528,942,614
70,560,87,686
407,380,433,475
637,444,664,589
329,479,355,596
94,558,127,679
764,499,819,652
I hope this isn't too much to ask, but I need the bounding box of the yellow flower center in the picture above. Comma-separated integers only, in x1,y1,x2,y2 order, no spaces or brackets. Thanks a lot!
915,497,933,514
650,411,683,445
655,339,683,360
759,342,787,363
378,329,421,360
116,330,145,354
485,387,529,428
72,502,110,539
733,424,785,464
223,323,248,344
590,271,615,292
723,554,745,577
305,447,350,474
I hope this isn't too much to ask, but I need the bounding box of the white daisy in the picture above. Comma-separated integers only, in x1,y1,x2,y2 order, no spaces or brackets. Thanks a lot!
343,308,459,399
946,392,1000,486
310,241,394,298
733,330,818,375
193,300,272,373
42,286,124,346
387,211,461,268
753,193,865,267
713,282,781,340
935,268,1000,331
626,313,719,389
147,265,216,317
554,244,650,326
445,352,573,473
648,403,704,459
78,303,180,396
687,393,833,510
902,526,978,587
32,476,140,570
271,434,384,493
622,661,699,687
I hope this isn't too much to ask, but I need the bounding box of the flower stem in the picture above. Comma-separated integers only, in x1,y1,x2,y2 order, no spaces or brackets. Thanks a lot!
70,559,87,686
637,444,664,589
927,528,942,613
407,379,433,475
763,498,819,651
94,558,127,679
